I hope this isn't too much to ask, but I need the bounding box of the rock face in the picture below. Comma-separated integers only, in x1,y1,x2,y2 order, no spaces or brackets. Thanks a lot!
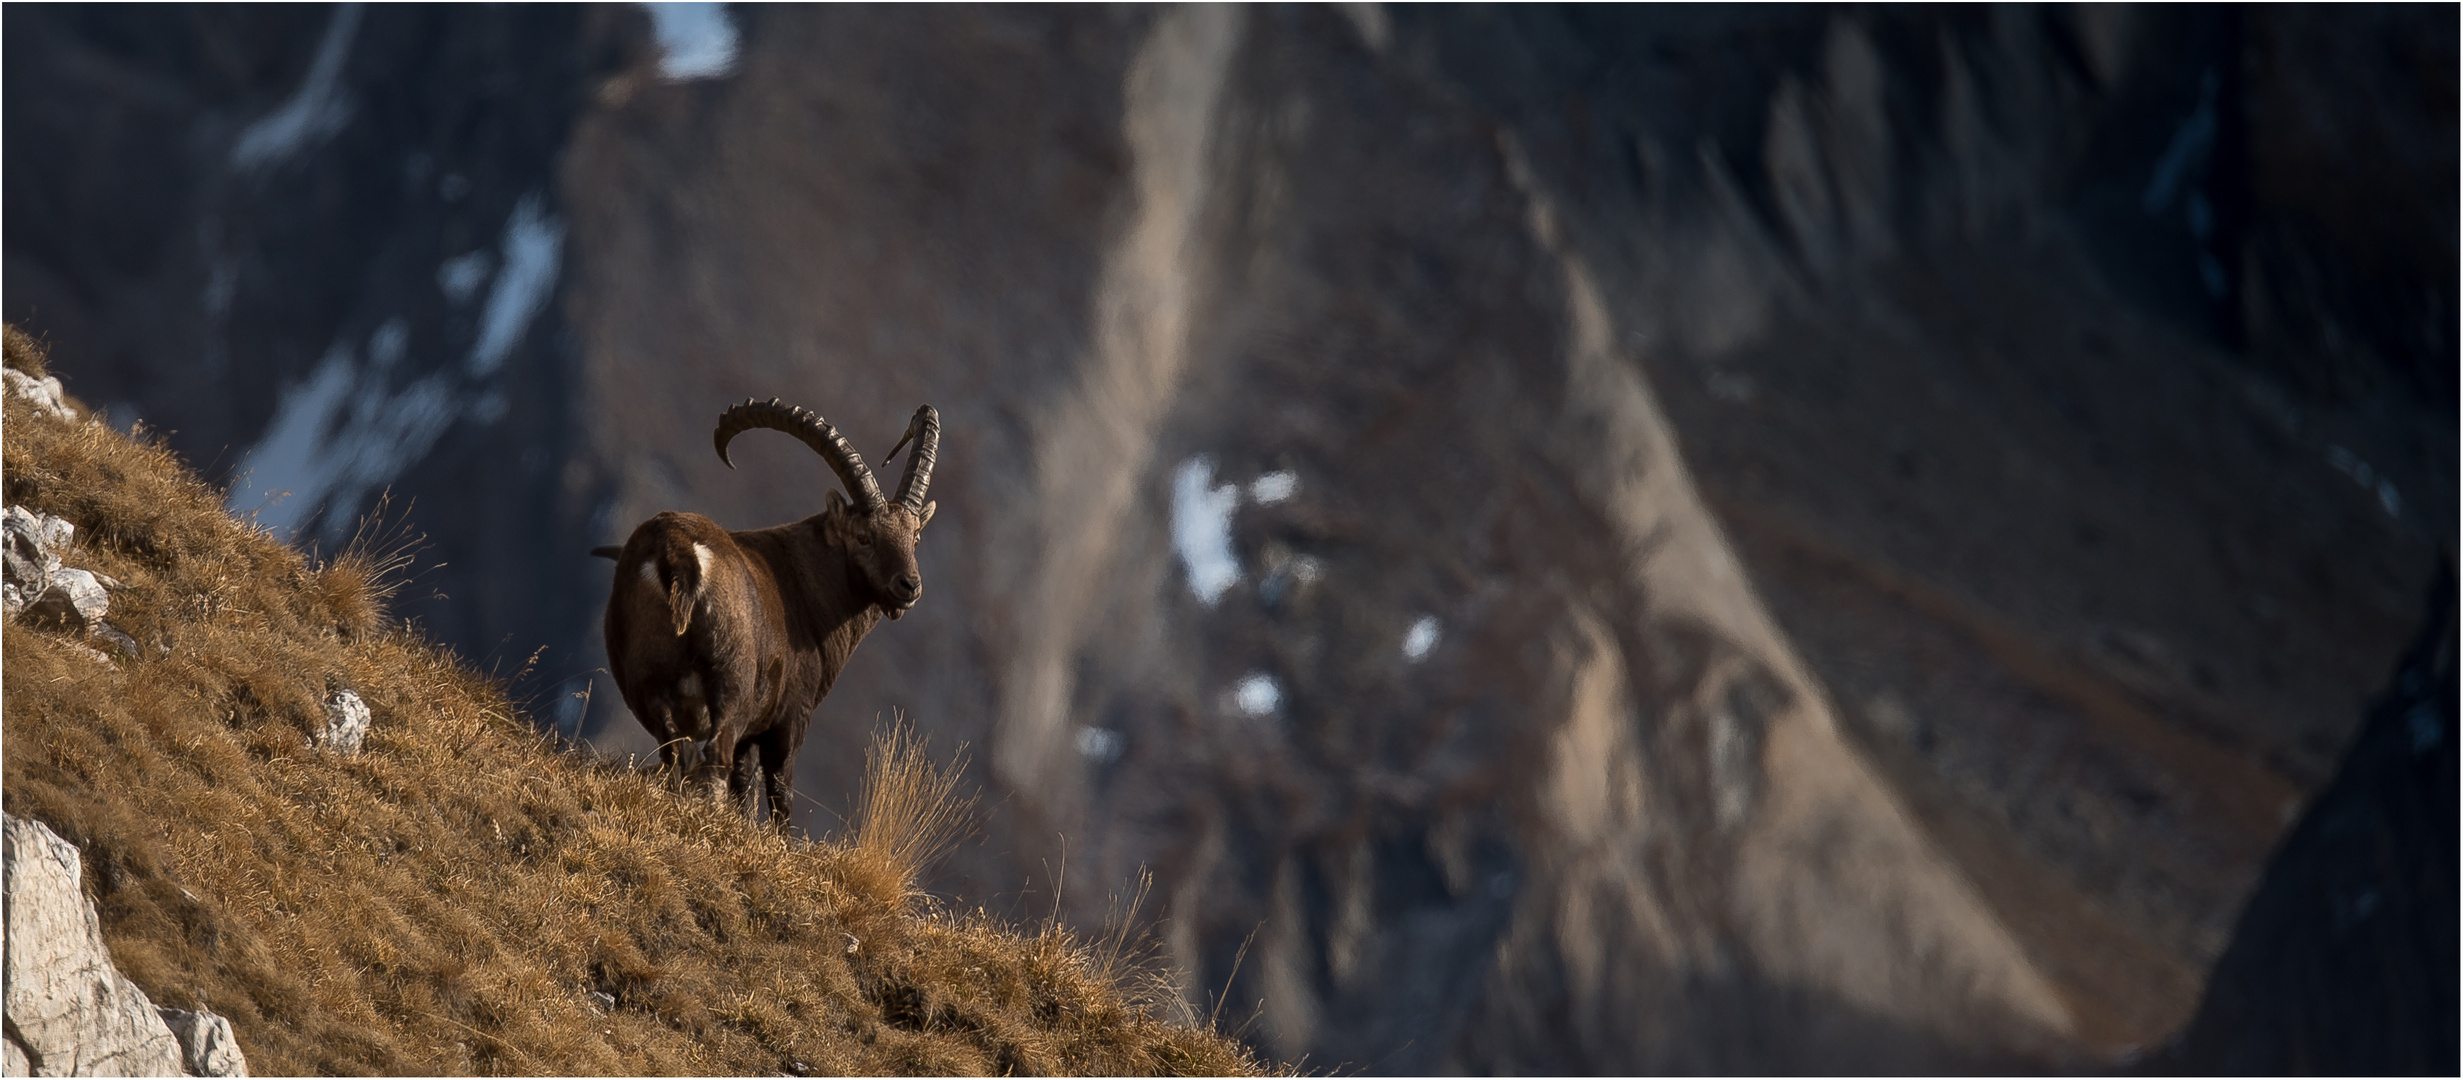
3,5,2451,1073
2157,569,2458,1074
1,815,243,1078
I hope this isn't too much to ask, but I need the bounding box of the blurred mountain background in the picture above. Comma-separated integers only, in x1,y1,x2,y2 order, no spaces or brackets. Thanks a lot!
5,4,2452,1072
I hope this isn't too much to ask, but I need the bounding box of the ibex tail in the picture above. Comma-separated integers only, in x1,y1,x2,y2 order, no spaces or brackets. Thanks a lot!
654,535,713,638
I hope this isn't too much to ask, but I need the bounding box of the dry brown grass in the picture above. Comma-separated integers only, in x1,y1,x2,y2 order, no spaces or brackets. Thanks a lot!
846,720,977,904
4,322,50,376
1,329,1265,1077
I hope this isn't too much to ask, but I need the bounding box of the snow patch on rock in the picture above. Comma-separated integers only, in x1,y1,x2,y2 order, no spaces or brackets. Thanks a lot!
1172,455,1242,604
641,3,741,81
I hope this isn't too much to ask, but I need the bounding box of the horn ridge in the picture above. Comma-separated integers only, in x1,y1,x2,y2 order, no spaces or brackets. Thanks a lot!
890,405,940,512
712,398,885,510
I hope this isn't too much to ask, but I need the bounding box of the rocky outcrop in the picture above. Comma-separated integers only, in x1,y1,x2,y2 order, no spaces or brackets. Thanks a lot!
3,506,133,659
4,507,75,621
3,368,74,422
3,815,248,1078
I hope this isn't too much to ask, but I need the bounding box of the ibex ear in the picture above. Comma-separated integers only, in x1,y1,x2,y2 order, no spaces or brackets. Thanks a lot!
825,490,848,517
916,500,936,529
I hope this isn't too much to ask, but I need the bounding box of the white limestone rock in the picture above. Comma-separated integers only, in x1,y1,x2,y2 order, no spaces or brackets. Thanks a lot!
3,507,131,653
2,816,186,1077
2,506,65,619
25,569,110,633
156,1008,247,1078
4,506,74,562
3,368,75,421
318,689,371,755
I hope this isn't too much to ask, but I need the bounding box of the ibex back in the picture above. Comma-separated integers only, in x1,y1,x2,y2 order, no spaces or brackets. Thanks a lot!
598,398,939,823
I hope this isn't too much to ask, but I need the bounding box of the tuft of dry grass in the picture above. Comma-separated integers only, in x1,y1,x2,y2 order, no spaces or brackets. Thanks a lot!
846,718,977,902
1,325,1265,1077
313,492,424,641
4,321,49,375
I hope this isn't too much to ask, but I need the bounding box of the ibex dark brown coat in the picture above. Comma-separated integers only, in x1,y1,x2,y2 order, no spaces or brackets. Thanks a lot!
597,399,939,823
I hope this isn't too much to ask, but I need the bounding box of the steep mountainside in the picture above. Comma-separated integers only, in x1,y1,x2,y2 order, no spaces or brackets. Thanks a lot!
5,5,2451,1072
1,329,1260,1076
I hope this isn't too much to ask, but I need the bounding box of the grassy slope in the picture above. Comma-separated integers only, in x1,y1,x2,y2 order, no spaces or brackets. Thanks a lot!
0,326,1260,1077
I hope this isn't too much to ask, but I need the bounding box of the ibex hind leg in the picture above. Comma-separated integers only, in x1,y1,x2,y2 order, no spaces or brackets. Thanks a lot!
638,699,696,790
729,743,764,821
689,674,761,817
686,734,735,806
749,722,801,832
662,739,706,792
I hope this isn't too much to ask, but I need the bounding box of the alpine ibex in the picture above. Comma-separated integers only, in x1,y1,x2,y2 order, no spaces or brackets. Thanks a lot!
595,398,939,824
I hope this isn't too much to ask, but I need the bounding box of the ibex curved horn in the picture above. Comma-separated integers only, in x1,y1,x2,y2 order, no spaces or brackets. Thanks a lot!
713,398,885,511
882,405,940,514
